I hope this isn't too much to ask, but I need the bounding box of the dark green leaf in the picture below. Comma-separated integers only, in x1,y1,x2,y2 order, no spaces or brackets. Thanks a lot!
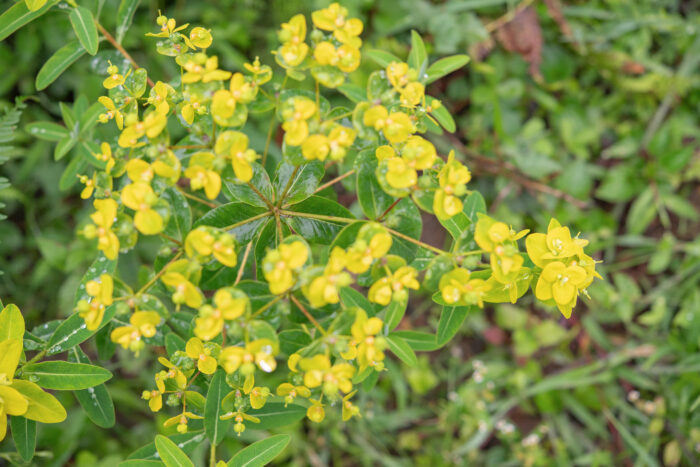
386,333,418,366
127,432,205,461
22,361,113,390
36,40,87,90
339,286,377,316
365,49,402,68
383,198,423,262
246,403,306,430
384,298,407,330
337,83,366,103
69,347,116,428
275,160,324,206
205,370,231,444
425,55,470,84
390,330,439,351
47,306,116,355
116,0,140,43
355,149,394,220
223,163,274,208
285,196,355,244
161,187,192,242
155,434,195,467
436,306,471,346
228,434,291,467
194,203,270,243
10,416,36,462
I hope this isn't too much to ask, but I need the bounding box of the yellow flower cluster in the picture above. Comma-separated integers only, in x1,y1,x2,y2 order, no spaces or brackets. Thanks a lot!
185,226,238,267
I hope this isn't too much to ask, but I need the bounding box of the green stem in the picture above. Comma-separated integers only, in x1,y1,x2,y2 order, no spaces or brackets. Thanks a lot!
250,294,284,318
136,251,183,296
384,227,447,255
278,210,355,224
290,294,327,337
223,212,272,231
277,165,300,207
247,182,275,210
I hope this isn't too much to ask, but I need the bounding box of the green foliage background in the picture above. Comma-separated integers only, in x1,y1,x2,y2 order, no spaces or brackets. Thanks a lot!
1,0,700,465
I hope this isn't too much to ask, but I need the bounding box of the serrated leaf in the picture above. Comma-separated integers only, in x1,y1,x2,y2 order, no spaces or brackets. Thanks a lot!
69,6,98,55
155,434,195,467
22,361,112,390
116,0,140,43
425,55,470,84
25,121,69,141
228,434,291,467
36,40,87,90
386,334,418,366
205,370,231,444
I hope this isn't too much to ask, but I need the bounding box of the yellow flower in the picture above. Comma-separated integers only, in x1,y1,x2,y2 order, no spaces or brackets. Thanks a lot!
221,410,260,436
188,27,213,49
219,340,278,392
120,182,164,235
152,150,182,183
82,198,120,260
155,357,188,392
215,131,259,183
161,271,204,309
147,15,188,38
313,42,361,73
525,218,589,268
345,225,392,274
212,73,257,121
342,391,360,421
342,309,386,372
126,158,155,183
244,57,272,85
249,386,270,409
0,339,28,441
76,274,113,330
535,261,588,318
301,134,329,161
312,3,363,48
400,81,425,107
98,96,124,130
277,14,308,67
306,399,325,423
184,152,222,200
363,105,414,144
387,62,411,89
92,142,115,174
185,226,238,267
186,337,217,374
194,288,249,341
281,97,317,146
433,151,471,219
182,55,231,83
299,354,355,396
439,268,491,308
474,215,529,279
327,125,356,160
368,266,419,306
163,411,203,434
110,311,160,355
384,157,417,189
148,81,173,114
262,240,309,294
276,382,311,407
118,112,167,147
303,247,352,307
103,62,125,89
77,173,96,199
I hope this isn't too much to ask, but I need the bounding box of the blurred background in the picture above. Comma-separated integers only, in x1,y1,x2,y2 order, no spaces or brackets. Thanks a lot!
1,0,700,465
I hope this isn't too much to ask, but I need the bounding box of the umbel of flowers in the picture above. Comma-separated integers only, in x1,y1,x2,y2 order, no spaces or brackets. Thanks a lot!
57,2,601,438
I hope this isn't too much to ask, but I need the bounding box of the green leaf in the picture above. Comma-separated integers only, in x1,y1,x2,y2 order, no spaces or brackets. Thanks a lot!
125,68,148,98
390,330,439,351
116,0,140,43
0,0,56,41
36,40,87,90
161,187,192,242
274,160,324,206
165,333,186,356
25,121,69,141
46,307,116,355
69,347,116,428
384,298,407,330
439,191,485,245
59,152,89,190
278,329,311,355
436,306,471,346
10,380,66,423
22,361,113,390
194,203,269,243
408,30,427,72
128,432,205,461
10,416,36,461
79,102,105,134
425,55,470,84
54,135,77,161
383,198,423,262
205,370,231,444
365,49,402,68
154,434,195,467
223,163,274,208
119,461,165,467
337,83,366,103
69,6,98,55
228,434,291,467
428,96,456,133
339,286,377,316
0,303,24,341
355,149,394,220
285,196,355,244
246,403,306,430
386,334,418,366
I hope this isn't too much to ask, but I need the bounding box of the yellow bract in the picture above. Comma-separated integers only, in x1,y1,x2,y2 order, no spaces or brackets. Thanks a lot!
120,182,164,235
76,274,113,330
439,268,491,308
434,151,471,219
368,266,419,306
185,226,238,267
83,198,120,260
186,337,217,374
345,225,392,274
215,131,259,182
184,152,222,200
182,55,231,83
282,97,317,146
311,3,363,48
277,14,308,67
262,240,309,294
110,311,160,355
303,247,352,307
299,354,355,396
161,271,204,309
342,309,386,372
194,288,248,341
363,105,414,144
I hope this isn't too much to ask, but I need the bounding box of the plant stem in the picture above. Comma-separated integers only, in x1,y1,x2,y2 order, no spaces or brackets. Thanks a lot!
250,294,284,318
209,442,216,467
290,294,327,336
136,251,183,296
235,242,253,286
177,187,218,208
278,165,300,206
311,169,355,195
278,210,355,224
223,212,272,231
261,116,276,167
247,182,275,210
159,232,181,245
384,226,447,255
96,22,155,87
376,198,402,222
168,144,210,150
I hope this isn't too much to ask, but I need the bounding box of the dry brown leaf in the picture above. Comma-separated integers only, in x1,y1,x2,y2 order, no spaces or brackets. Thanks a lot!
496,6,543,79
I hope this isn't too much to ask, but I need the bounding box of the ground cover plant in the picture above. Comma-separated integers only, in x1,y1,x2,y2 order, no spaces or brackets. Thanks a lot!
0,0,699,465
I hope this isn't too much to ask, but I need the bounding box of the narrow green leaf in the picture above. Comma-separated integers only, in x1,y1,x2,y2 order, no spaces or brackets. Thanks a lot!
436,306,471,346
73,253,118,306
384,298,408,330
127,432,205,461
339,286,377,316
116,0,141,43
154,434,195,467
54,135,77,161
391,330,439,351
425,55,470,84
36,40,87,90
337,83,366,103
365,49,402,68
69,6,98,55
228,434,291,467
10,416,36,462
408,30,427,72
79,101,105,134
47,306,116,355
205,370,231,444
25,121,69,141
22,361,112,390
285,196,355,244
119,461,165,467
245,403,306,430
386,334,418,366
0,0,56,41
69,347,116,428
428,96,456,133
